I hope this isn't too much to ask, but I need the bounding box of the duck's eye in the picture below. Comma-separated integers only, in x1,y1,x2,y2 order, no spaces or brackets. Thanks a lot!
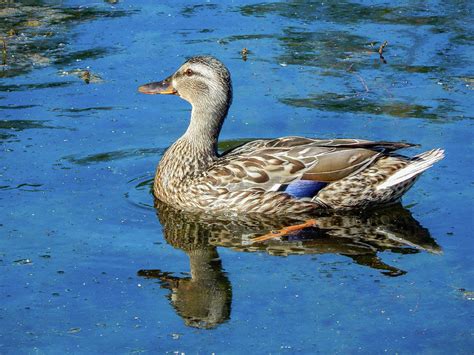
185,68,194,76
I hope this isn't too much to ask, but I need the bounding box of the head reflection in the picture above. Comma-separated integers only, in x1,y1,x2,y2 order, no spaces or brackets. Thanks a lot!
138,201,440,329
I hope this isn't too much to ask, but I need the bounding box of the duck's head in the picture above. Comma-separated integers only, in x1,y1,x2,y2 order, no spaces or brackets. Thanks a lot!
139,56,232,112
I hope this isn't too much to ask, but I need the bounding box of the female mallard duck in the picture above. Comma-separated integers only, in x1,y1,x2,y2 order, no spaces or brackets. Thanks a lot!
138,56,444,215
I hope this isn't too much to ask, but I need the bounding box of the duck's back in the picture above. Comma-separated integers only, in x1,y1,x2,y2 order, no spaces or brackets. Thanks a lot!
153,136,443,214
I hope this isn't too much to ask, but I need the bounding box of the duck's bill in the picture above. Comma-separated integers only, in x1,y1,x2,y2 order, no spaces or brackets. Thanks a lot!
138,78,177,95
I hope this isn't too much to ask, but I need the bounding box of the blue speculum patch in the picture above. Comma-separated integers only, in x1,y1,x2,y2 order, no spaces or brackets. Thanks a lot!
283,180,328,198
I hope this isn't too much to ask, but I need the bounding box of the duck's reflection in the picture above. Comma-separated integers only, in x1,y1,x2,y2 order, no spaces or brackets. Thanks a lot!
138,202,440,329
138,239,231,329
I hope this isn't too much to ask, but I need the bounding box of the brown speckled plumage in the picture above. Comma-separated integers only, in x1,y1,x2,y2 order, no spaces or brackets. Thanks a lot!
139,56,444,215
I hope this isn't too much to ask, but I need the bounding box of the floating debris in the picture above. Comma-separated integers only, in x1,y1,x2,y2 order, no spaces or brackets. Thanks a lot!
13,258,32,265
378,40,388,64
67,327,81,334
59,69,103,84
240,47,249,61
459,288,474,301
171,333,181,340
460,76,474,90
81,70,91,84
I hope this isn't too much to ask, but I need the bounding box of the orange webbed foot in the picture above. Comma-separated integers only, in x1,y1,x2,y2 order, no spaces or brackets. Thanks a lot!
251,219,318,243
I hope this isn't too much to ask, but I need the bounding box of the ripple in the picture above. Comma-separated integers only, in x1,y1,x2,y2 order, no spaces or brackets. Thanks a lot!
124,175,155,211
0,81,74,92
0,183,44,192
0,119,67,142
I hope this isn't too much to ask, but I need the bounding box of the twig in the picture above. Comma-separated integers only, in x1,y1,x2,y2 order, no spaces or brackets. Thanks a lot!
355,72,369,92
378,40,388,64
347,63,370,93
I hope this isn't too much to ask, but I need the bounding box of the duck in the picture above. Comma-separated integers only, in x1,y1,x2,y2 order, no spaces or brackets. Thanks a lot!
138,56,444,215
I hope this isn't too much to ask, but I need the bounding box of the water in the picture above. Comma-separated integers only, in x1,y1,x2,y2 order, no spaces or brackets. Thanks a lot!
1,0,473,353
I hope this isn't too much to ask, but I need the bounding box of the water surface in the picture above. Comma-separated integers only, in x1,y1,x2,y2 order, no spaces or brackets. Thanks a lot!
1,0,473,353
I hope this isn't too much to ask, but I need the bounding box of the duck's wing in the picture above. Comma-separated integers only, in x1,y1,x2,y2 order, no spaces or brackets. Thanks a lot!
211,136,414,192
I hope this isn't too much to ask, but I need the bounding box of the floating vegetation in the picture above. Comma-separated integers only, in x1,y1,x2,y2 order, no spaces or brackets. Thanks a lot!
61,147,165,166
391,64,441,74
1,37,6,66
181,3,219,18
30,53,51,66
0,3,133,78
23,19,41,27
239,1,450,27
0,119,69,143
0,119,54,131
281,93,442,120
59,68,104,84
276,29,373,68
51,106,114,114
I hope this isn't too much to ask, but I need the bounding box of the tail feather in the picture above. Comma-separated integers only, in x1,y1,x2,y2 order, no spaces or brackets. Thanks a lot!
377,149,445,191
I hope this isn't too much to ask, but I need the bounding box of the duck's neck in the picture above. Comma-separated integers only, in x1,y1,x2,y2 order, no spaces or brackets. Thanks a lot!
180,102,228,158
159,98,230,182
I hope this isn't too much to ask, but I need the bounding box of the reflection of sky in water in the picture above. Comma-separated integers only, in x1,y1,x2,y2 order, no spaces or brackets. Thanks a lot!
0,0,473,353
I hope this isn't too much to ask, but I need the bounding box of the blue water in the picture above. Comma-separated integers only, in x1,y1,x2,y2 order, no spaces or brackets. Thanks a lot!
1,0,473,353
